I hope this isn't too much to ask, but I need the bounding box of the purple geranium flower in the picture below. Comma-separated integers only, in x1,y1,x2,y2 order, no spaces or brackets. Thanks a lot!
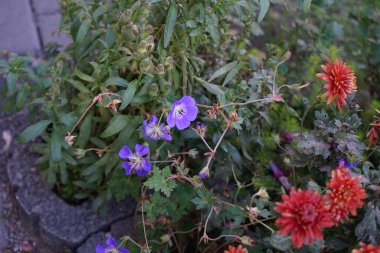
96,236,129,253
339,157,357,169
142,115,172,141
119,144,151,176
269,160,291,190
167,96,198,130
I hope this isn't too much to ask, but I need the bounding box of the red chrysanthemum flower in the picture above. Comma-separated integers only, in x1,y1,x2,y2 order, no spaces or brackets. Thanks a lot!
352,242,380,253
367,120,380,146
326,163,368,225
316,57,357,109
274,188,333,249
224,245,247,253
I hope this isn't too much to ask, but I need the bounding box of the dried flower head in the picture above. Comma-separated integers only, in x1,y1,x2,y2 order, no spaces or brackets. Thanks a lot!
104,99,122,112
316,57,357,109
65,134,76,146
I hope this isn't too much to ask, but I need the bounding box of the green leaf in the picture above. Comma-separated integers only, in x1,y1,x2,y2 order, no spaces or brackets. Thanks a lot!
76,19,91,43
303,0,312,12
17,120,51,143
68,79,91,93
222,64,240,86
105,77,128,87
164,4,178,48
6,72,17,95
100,115,129,138
205,14,220,45
51,128,62,162
75,69,96,83
208,61,237,82
119,81,138,110
144,167,177,197
258,0,270,23
195,76,225,96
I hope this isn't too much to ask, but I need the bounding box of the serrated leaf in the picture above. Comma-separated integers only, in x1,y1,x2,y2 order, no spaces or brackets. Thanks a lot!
17,120,51,143
144,167,177,197
258,0,270,23
100,115,129,138
164,4,178,48
208,61,237,82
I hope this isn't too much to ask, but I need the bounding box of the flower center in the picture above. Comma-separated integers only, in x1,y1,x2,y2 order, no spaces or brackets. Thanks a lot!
300,204,318,224
173,104,186,118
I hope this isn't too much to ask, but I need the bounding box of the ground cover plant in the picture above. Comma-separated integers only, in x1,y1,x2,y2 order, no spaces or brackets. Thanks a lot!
0,0,379,252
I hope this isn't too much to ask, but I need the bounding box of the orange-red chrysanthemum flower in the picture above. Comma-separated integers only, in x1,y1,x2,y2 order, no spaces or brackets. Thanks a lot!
274,188,333,249
326,163,368,225
316,57,357,109
224,245,247,253
352,242,380,253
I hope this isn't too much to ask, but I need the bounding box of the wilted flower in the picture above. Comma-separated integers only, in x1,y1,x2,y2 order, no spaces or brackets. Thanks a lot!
316,57,357,109
119,144,151,176
246,206,259,218
96,236,129,253
104,99,122,112
224,245,247,253
367,120,380,147
325,162,367,225
254,187,270,202
142,115,172,141
188,148,199,159
274,188,333,249
351,242,380,253
65,134,76,146
167,96,198,130
269,161,291,190
199,167,209,179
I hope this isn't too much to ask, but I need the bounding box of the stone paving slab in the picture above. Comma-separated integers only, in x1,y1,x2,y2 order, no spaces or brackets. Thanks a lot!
0,0,41,53
0,197,9,251
37,13,72,48
31,0,60,15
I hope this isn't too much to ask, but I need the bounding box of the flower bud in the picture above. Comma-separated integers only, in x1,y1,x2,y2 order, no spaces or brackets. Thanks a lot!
156,64,165,76
195,122,206,138
164,56,174,70
241,236,254,246
138,40,147,54
75,149,86,159
145,24,154,34
146,35,155,51
199,167,209,179
160,234,171,243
